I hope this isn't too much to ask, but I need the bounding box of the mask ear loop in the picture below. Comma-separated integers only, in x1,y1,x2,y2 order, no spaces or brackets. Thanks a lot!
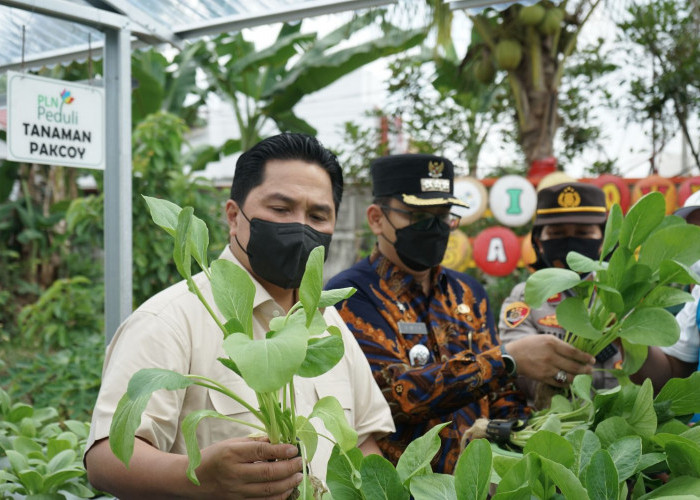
378,206,399,247
234,206,253,257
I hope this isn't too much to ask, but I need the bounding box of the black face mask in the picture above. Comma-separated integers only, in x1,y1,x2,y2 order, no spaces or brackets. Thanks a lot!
386,215,451,272
539,237,602,270
236,211,332,289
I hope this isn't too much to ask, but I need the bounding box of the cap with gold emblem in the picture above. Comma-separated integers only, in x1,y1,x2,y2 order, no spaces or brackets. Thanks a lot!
370,153,469,208
533,182,607,226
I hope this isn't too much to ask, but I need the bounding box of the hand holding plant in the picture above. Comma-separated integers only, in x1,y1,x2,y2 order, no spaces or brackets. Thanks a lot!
109,196,358,497
524,191,700,375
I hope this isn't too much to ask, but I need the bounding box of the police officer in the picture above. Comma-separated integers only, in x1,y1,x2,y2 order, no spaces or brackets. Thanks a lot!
499,182,619,406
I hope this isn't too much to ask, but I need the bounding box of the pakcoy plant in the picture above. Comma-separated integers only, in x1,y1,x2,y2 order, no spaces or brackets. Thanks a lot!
0,388,99,499
110,196,365,497
485,372,700,498
524,191,700,374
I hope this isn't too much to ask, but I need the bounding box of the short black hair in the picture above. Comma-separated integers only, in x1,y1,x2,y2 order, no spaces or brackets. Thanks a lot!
230,133,343,213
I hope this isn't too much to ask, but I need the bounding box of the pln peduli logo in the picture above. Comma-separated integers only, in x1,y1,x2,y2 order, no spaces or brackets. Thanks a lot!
60,89,75,105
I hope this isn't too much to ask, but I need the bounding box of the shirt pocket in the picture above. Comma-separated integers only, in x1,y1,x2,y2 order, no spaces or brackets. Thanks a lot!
207,383,262,444
313,379,355,430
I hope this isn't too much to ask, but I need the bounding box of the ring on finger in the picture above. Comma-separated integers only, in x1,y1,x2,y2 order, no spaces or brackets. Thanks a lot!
553,369,568,384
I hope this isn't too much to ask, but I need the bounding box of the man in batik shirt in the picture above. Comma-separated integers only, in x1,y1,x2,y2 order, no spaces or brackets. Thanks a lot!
327,154,595,473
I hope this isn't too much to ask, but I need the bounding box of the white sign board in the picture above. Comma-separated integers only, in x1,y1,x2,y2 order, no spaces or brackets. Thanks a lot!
6,71,105,169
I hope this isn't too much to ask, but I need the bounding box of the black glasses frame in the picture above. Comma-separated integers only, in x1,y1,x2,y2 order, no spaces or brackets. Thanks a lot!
380,205,461,230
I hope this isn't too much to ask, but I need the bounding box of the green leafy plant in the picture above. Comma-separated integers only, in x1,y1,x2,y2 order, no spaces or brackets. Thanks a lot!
16,276,103,350
0,388,101,499
0,334,105,421
484,373,700,498
524,192,700,373
110,196,359,495
110,197,522,499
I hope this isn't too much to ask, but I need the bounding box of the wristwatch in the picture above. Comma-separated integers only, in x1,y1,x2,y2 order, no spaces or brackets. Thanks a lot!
500,343,517,376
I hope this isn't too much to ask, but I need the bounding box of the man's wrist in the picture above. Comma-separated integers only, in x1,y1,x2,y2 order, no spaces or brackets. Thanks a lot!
500,343,517,376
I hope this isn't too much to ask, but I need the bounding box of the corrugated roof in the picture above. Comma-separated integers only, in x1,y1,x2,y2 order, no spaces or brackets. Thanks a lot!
0,0,399,71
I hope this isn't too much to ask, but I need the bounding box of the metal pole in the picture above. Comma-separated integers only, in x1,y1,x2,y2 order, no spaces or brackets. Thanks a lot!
103,27,132,344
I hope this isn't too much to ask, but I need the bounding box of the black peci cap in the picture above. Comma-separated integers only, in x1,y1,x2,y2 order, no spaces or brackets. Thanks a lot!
533,182,607,226
370,154,469,208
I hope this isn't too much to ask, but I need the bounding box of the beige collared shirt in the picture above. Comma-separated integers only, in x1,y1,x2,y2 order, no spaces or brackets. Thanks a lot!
87,246,394,481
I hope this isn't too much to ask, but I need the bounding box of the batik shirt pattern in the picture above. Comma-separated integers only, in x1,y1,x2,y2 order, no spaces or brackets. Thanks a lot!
326,248,527,474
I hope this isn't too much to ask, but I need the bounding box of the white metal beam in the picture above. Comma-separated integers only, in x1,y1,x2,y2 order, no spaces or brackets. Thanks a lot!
447,1,531,11
84,0,183,48
103,27,133,344
176,0,397,40
0,39,150,72
0,0,152,36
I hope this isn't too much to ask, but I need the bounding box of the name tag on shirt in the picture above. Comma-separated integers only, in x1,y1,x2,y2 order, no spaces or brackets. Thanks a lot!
398,321,428,335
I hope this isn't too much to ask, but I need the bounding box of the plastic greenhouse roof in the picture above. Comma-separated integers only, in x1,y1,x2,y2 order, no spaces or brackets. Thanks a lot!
0,0,399,71
0,1,541,72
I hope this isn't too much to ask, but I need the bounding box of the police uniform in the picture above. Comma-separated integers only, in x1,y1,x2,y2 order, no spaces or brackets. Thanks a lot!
499,182,621,404
499,283,621,401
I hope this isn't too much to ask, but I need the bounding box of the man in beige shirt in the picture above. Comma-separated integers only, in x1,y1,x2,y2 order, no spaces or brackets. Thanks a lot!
85,133,395,499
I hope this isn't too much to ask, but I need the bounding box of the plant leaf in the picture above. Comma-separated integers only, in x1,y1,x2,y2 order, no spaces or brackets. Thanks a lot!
620,338,649,375
143,195,180,237
664,441,700,478
595,416,638,448
110,368,194,466
636,475,700,499
524,430,575,468
566,429,601,477
211,259,255,338
628,379,657,438
411,473,456,500
174,207,194,281
607,436,642,481
309,396,358,452
43,469,86,492
454,438,491,500
617,307,679,346
494,452,540,496
539,456,589,499
182,409,248,485
297,333,344,378
619,192,665,251
556,297,602,341
318,287,356,308
600,203,623,260
295,415,319,463
223,324,307,393
524,268,581,308
584,449,619,500
655,372,700,417
566,251,606,274
641,285,694,309
16,469,44,494
300,246,325,326
326,444,363,499
396,422,450,485
46,449,77,474
360,454,410,500
638,223,700,270
658,260,700,286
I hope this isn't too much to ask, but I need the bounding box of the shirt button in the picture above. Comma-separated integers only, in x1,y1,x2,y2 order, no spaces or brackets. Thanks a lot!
272,310,281,317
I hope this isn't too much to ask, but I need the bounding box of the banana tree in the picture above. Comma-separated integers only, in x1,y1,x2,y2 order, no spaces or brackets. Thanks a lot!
195,12,427,154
